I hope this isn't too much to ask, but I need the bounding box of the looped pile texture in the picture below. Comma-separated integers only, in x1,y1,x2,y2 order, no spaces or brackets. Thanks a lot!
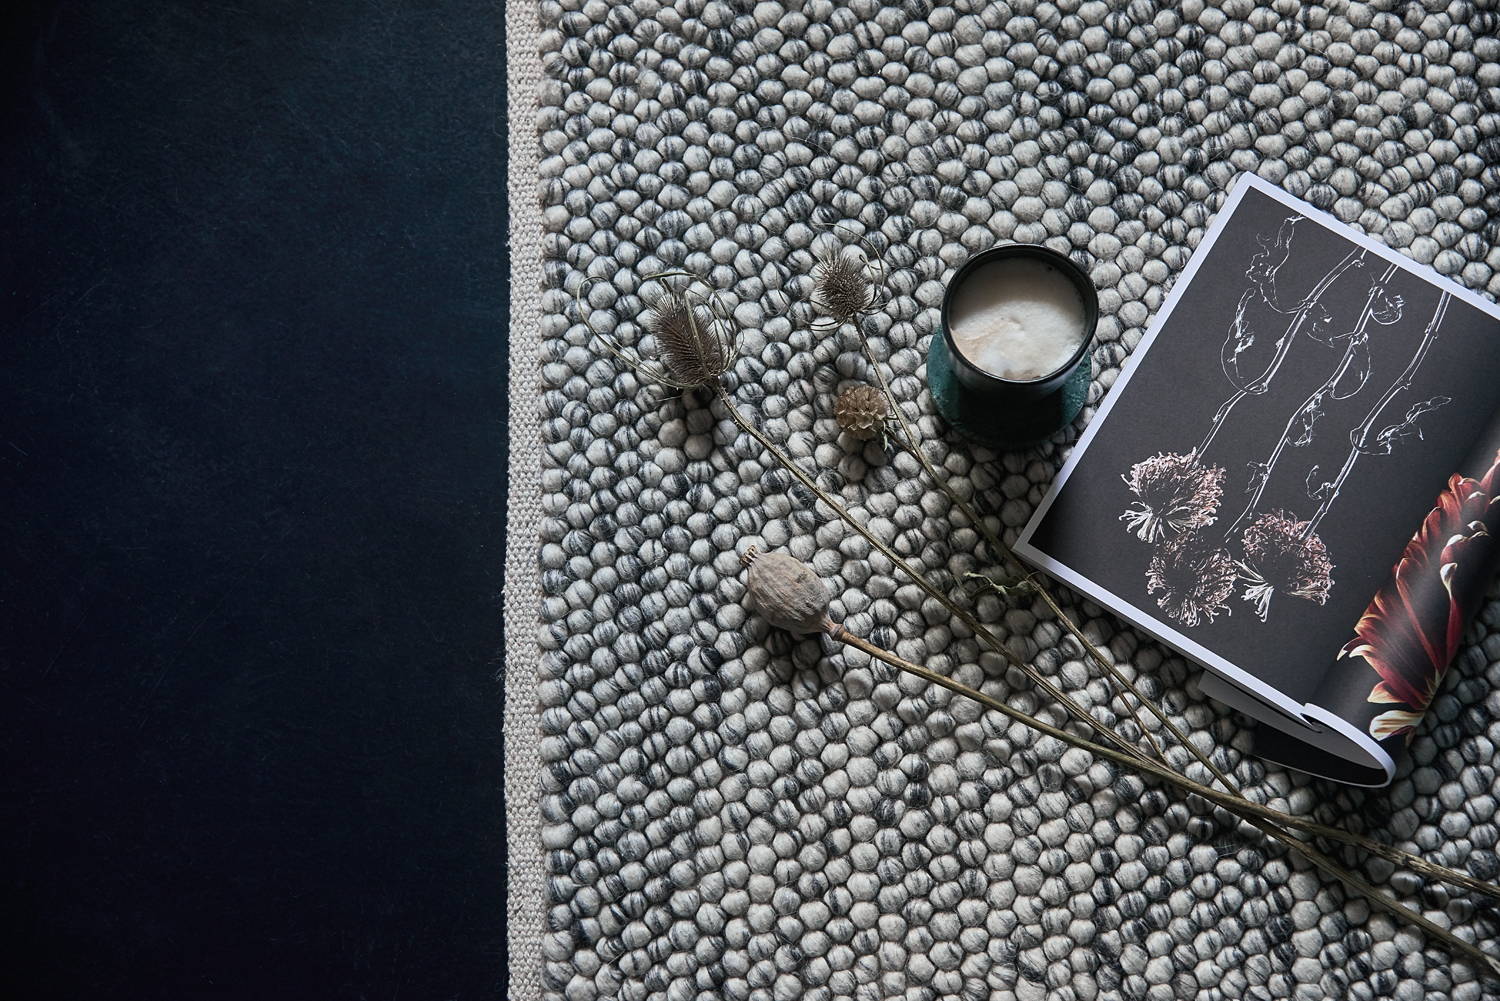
527,2,1500,998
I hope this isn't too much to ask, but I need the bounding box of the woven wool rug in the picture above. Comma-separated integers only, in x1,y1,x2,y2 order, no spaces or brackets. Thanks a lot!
505,1,1500,997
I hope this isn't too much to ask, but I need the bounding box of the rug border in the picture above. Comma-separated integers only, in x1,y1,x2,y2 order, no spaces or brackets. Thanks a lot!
503,0,544,993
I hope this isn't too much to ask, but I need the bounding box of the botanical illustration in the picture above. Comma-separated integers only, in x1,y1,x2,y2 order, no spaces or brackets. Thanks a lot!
1120,450,1225,543
1342,451,1500,741
1120,217,1452,626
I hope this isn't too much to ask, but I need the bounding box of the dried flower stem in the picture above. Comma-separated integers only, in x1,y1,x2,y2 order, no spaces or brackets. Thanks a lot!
721,384,1500,909
1301,291,1452,541
848,323,1175,769
1198,249,1366,458
828,624,1500,977
1226,262,1400,537
806,223,1212,784
717,387,1138,753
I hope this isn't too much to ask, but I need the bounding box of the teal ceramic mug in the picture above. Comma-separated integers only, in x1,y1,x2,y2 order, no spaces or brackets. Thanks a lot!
927,244,1098,449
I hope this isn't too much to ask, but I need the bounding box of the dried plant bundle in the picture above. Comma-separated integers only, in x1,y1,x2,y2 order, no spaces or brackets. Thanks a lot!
587,260,1500,976
743,552,1500,978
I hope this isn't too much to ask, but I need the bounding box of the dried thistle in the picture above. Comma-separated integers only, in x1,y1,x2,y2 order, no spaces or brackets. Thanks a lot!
811,247,875,327
1145,532,1237,627
645,288,727,388
1120,450,1227,543
577,270,736,390
1238,510,1335,620
833,383,888,441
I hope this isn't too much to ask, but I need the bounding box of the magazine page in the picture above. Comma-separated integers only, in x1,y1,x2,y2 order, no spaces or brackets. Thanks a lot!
1016,175,1500,749
1289,410,1500,783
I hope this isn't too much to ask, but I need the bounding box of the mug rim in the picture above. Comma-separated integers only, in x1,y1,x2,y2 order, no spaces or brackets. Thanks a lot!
939,243,1099,388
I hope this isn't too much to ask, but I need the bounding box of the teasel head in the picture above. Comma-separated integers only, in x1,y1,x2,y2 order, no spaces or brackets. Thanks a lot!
808,222,886,332
811,248,876,327
577,270,738,391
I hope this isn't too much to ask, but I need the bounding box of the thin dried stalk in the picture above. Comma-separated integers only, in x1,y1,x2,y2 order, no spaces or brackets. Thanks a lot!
718,388,1138,758
584,264,1500,952
719,383,1500,923
847,320,1176,771
811,223,1182,778
828,625,1500,978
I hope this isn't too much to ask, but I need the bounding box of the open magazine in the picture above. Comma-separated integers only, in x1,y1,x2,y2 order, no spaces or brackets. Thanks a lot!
1016,174,1500,786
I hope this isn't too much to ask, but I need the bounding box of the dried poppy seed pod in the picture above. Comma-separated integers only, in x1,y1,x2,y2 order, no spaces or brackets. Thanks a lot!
834,384,889,441
741,547,833,635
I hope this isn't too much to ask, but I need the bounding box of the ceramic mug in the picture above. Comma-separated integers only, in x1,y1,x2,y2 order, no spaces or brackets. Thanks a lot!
926,244,1099,449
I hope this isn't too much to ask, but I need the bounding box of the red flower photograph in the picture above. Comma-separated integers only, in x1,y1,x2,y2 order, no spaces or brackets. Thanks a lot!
1342,451,1500,740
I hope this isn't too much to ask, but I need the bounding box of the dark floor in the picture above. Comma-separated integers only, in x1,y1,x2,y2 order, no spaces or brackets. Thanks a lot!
2,2,508,997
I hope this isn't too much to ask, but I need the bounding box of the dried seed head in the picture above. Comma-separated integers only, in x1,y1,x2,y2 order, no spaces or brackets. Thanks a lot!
1120,450,1226,543
1238,510,1334,619
646,289,728,388
1145,532,1237,627
742,548,832,635
834,384,889,441
811,249,873,325
579,271,738,392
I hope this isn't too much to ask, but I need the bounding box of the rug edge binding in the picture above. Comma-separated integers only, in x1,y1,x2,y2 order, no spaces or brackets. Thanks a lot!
503,0,546,995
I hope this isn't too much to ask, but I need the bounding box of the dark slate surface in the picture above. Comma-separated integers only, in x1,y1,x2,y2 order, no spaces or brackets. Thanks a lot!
2,2,508,997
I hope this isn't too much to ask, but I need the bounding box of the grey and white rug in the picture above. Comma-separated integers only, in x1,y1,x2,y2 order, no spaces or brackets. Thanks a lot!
505,1,1500,997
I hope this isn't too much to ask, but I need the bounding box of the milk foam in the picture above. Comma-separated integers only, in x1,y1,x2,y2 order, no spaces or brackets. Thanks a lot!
948,257,1086,381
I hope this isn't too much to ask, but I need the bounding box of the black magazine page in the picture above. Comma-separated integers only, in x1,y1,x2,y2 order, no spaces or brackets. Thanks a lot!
1288,409,1500,782
1017,175,1500,780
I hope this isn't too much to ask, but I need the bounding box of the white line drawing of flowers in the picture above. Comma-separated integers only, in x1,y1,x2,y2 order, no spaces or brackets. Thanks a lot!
1119,219,1453,627
1120,450,1227,543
